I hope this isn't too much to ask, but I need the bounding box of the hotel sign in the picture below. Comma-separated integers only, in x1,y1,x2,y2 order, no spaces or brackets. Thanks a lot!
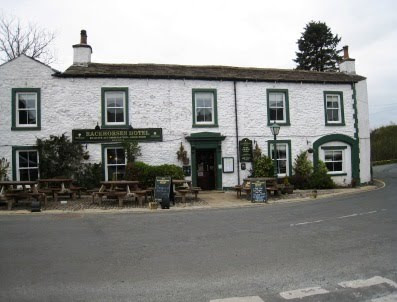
72,128,163,143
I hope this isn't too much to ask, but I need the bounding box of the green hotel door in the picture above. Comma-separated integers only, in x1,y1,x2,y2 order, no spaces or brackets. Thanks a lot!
186,132,226,191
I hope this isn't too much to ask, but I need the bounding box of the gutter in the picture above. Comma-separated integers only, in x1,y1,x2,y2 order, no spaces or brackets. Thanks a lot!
234,81,241,185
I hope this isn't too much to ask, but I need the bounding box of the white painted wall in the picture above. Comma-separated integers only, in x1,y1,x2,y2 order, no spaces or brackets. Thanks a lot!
73,46,92,65
0,55,371,187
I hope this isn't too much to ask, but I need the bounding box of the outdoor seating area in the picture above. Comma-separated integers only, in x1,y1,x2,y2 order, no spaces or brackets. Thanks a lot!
0,177,202,211
234,177,286,200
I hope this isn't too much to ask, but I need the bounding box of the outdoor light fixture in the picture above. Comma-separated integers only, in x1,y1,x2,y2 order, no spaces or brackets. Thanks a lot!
128,124,133,130
270,123,280,178
95,122,100,130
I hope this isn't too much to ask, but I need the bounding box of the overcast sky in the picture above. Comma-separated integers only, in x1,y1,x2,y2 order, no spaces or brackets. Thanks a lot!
2,0,397,128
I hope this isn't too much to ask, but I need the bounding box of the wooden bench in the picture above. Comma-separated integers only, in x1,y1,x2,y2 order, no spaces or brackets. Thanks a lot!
92,191,128,207
190,187,202,202
133,190,151,207
3,192,47,210
176,189,190,204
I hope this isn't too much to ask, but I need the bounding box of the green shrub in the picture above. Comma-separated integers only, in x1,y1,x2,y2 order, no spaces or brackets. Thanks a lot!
290,151,313,189
252,155,274,177
37,134,88,179
125,161,184,188
371,124,397,162
75,163,102,190
309,160,335,189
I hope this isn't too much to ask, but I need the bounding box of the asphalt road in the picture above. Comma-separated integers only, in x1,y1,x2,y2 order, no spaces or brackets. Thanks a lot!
0,165,396,302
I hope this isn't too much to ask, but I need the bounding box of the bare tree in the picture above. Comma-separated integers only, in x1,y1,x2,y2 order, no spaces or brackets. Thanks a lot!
0,14,56,65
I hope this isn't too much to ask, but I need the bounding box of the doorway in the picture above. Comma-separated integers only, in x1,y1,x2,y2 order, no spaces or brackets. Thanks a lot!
196,149,216,190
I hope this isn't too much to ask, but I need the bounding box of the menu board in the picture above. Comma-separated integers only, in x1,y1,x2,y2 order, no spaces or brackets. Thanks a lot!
154,176,172,208
251,180,267,203
239,138,253,162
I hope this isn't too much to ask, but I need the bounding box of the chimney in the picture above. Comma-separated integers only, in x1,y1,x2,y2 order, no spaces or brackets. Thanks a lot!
73,29,92,66
339,45,356,74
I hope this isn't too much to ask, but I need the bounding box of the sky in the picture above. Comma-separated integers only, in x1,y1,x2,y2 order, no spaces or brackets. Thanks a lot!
1,0,397,129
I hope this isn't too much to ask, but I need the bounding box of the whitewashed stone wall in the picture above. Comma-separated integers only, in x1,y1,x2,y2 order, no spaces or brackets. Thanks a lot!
0,55,370,187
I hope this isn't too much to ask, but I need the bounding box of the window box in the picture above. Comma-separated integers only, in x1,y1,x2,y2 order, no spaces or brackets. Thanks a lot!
267,89,290,126
192,89,218,127
11,88,41,131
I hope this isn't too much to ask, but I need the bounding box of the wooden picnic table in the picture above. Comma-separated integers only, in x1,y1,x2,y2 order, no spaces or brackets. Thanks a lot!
172,179,201,204
92,181,142,207
38,178,82,202
0,181,46,210
235,177,282,199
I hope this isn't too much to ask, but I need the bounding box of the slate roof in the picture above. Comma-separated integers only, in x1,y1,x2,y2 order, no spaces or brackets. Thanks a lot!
55,63,366,83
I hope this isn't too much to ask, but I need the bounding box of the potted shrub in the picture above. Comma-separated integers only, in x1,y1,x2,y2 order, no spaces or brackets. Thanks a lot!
176,143,189,165
282,177,294,194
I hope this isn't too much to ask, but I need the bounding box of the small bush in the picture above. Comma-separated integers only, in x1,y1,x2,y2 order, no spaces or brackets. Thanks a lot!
125,161,184,188
75,163,102,190
309,160,335,189
290,151,313,189
252,155,274,177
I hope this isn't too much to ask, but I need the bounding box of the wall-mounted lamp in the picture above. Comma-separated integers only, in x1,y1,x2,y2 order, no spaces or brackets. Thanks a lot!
95,122,100,130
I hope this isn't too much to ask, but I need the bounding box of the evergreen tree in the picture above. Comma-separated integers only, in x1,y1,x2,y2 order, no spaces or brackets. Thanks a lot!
294,21,342,72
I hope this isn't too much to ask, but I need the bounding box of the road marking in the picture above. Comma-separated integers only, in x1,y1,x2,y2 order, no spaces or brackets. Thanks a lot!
338,276,397,289
279,286,329,299
371,293,397,302
290,220,323,227
338,213,358,219
210,296,264,302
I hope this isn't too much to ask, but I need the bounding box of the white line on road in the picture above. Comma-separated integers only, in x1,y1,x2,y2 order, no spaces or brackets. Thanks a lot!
290,220,323,227
371,293,397,302
338,213,358,219
210,296,264,302
279,286,329,299
338,276,397,289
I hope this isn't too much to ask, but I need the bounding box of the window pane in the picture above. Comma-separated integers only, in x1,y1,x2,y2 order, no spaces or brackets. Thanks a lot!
19,111,28,124
324,151,333,162
27,110,36,124
269,100,277,108
325,162,333,171
278,146,287,159
203,99,212,108
107,166,117,180
196,99,204,107
19,152,29,167
18,98,28,109
114,98,123,108
28,152,38,167
196,108,205,122
107,149,118,164
19,169,30,181
114,108,124,122
269,108,277,121
333,151,342,161
331,109,339,121
29,168,39,181
203,108,212,122
115,149,125,164
107,108,116,123
276,108,284,121
107,98,116,107
278,160,287,174
334,162,342,171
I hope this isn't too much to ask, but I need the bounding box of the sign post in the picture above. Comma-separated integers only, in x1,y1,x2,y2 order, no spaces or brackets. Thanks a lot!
154,176,172,209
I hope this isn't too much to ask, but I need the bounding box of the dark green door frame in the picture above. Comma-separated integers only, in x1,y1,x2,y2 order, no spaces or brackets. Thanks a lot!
186,132,226,190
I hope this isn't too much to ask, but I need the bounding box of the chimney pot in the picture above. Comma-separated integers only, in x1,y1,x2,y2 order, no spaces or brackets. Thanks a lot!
80,30,87,44
343,45,349,59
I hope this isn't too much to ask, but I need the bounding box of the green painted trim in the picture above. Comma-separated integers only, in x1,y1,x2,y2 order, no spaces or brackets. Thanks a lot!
267,140,292,176
328,173,348,176
11,88,41,131
266,89,290,126
187,132,225,190
321,146,348,150
192,89,218,128
313,134,359,183
101,87,129,129
12,146,38,181
324,91,345,126
101,143,124,180
351,83,361,184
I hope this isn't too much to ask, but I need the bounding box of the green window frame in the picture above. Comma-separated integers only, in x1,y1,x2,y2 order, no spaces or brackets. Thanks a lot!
101,144,126,180
12,146,39,181
192,89,218,128
101,87,129,129
321,145,348,176
267,140,292,177
324,91,345,126
11,88,41,131
267,89,290,126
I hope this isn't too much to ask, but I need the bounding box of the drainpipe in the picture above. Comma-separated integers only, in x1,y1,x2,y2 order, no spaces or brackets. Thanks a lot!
234,81,241,185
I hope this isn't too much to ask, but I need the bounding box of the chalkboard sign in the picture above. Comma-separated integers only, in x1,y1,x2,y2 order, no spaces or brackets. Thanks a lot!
240,138,253,162
154,176,172,208
251,180,267,203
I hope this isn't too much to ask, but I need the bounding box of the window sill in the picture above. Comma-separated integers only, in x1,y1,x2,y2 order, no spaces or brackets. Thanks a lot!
11,127,41,131
101,125,129,129
192,124,219,128
325,122,345,126
328,173,347,176
267,122,290,126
